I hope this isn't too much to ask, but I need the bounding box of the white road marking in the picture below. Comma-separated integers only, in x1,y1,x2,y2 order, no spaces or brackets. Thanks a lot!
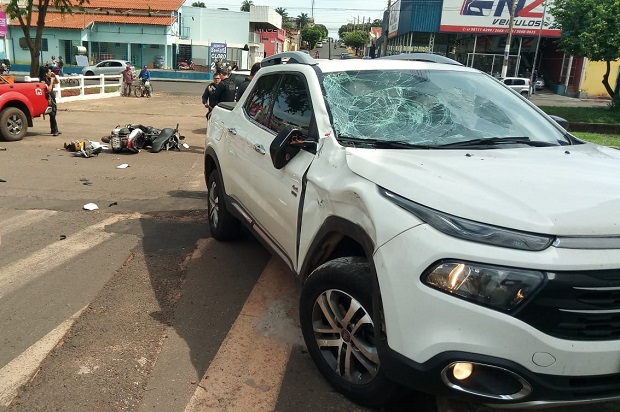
0,214,130,300
184,257,299,412
0,210,58,236
0,306,87,406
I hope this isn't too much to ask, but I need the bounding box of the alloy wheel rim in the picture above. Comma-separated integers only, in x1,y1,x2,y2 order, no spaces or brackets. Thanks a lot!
7,115,23,135
208,180,219,228
311,289,379,384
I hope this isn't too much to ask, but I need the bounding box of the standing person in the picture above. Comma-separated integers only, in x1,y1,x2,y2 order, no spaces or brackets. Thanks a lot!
138,65,151,97
58,56,64,76
210,68,236,107
531,70,538,95
38,62,49,81
45,68,61,136
122,64,133,97
202,72,222,118
235,62,260,101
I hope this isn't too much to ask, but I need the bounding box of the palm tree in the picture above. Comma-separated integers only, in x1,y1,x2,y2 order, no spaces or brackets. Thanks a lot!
275,7,288,18
296,12,310,30
240,0,254,12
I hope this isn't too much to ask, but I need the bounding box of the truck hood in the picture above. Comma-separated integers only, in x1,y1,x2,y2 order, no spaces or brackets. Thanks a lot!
345,144,620,235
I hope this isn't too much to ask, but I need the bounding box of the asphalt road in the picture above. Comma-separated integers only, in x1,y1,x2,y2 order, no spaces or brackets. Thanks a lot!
0,86,618,412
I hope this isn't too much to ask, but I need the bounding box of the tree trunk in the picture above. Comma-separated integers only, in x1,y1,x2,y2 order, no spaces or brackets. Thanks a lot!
30,46,40,78
601,60,616,99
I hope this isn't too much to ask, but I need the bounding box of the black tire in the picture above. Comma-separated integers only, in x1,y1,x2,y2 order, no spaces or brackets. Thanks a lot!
300,257,405,407
85,71,94,76
133,85,142,98
207,170,240,241
0,107,28,142
520,90,529,98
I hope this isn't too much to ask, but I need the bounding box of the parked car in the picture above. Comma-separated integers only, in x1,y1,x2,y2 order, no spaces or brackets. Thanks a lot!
204,51,620,409
340,53,354,59
535,77,545,90
0,79,50,141
316,42,323,48
82,59,133,76
500,76,531,97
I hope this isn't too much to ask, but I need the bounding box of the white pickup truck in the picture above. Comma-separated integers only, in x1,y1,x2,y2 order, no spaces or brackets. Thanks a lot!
204,52,620,409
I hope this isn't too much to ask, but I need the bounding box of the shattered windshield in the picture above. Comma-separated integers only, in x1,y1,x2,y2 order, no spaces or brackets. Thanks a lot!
322,70,569,148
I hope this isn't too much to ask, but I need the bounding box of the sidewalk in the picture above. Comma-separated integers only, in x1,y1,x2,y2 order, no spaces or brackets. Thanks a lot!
529,90,610,107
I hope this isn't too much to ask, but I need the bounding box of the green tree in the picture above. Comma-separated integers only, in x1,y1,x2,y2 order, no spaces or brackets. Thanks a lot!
342,30,369,55
550,0,620,105
371,19,383,27
6,0,87,77
296,13,310,30
301,26,322,49
314,24,328,40
191,2,205,6
240,0,254,12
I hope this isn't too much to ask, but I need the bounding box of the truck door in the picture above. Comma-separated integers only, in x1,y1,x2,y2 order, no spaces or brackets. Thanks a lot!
235,73,316,266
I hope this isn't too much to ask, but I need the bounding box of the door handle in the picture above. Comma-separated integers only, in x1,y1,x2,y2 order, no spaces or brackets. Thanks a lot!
253,144,265,155
228,128,237,135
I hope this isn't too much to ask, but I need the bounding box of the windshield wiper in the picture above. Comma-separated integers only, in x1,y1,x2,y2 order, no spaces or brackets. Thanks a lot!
437,136,558,148
337,136,433,149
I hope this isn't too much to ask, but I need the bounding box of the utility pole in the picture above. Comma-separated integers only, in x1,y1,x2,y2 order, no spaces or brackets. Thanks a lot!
500,0,518,78
530,0,547,90
382,0,391,57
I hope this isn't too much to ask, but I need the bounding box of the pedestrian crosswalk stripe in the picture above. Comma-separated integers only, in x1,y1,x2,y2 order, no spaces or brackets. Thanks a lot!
184,257,298,412
0,210,58,237
0,306,87,406
0,214,129,300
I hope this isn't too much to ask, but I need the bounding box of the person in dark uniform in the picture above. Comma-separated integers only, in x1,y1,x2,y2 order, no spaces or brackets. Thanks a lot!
44,68,61,136
235,62,261,102
210,68,237,107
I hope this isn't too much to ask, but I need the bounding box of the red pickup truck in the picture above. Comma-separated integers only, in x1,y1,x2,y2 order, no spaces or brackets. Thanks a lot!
0,77,50,141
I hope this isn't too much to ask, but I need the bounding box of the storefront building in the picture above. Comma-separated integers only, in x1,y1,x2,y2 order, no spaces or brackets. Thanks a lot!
378,0,618,98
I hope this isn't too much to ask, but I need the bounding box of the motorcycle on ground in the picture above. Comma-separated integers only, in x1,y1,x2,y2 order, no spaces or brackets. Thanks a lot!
177,60,195,70
106,123,185,153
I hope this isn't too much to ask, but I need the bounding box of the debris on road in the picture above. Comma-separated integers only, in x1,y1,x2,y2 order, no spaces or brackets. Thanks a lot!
64,141,105,158
83,203,99,211
116,163,129,169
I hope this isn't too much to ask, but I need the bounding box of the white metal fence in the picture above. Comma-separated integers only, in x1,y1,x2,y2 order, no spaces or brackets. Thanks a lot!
47,74,123,103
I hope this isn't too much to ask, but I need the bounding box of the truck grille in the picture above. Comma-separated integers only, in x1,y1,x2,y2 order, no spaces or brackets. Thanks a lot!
516,269,620,341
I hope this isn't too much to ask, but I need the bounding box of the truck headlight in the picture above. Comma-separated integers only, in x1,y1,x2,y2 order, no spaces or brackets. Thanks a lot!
423,261,545,312
379,187,554,251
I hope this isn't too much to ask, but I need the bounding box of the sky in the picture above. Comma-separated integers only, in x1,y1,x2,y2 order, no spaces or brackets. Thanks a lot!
182,0,387,39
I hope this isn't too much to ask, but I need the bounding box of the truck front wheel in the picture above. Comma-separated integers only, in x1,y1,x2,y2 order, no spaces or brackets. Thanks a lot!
300,257,407,407
0,107,28,141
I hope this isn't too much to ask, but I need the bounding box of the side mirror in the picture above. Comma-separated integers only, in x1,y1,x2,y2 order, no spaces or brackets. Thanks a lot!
549,115,570,131
270,125,315,169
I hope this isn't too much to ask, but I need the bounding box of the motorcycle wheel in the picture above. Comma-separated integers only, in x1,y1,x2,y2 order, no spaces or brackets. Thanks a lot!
133,86,142,98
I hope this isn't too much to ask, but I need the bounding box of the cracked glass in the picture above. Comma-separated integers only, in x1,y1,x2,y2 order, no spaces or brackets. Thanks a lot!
322,70,569,148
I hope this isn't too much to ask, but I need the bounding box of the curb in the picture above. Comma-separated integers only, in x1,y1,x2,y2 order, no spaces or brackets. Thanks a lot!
570,123,620,135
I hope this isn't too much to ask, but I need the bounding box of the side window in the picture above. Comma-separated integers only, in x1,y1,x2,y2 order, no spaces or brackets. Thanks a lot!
244,74,279,128
269,74,312,136
503,79,512,86
111,62,122,68
514,79,525,86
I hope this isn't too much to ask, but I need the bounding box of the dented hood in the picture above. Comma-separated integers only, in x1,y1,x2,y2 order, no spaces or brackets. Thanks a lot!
345,144,620,235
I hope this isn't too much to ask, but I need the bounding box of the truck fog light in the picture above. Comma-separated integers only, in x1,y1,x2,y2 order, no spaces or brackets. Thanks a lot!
441,361,532,400
453,362,473,380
